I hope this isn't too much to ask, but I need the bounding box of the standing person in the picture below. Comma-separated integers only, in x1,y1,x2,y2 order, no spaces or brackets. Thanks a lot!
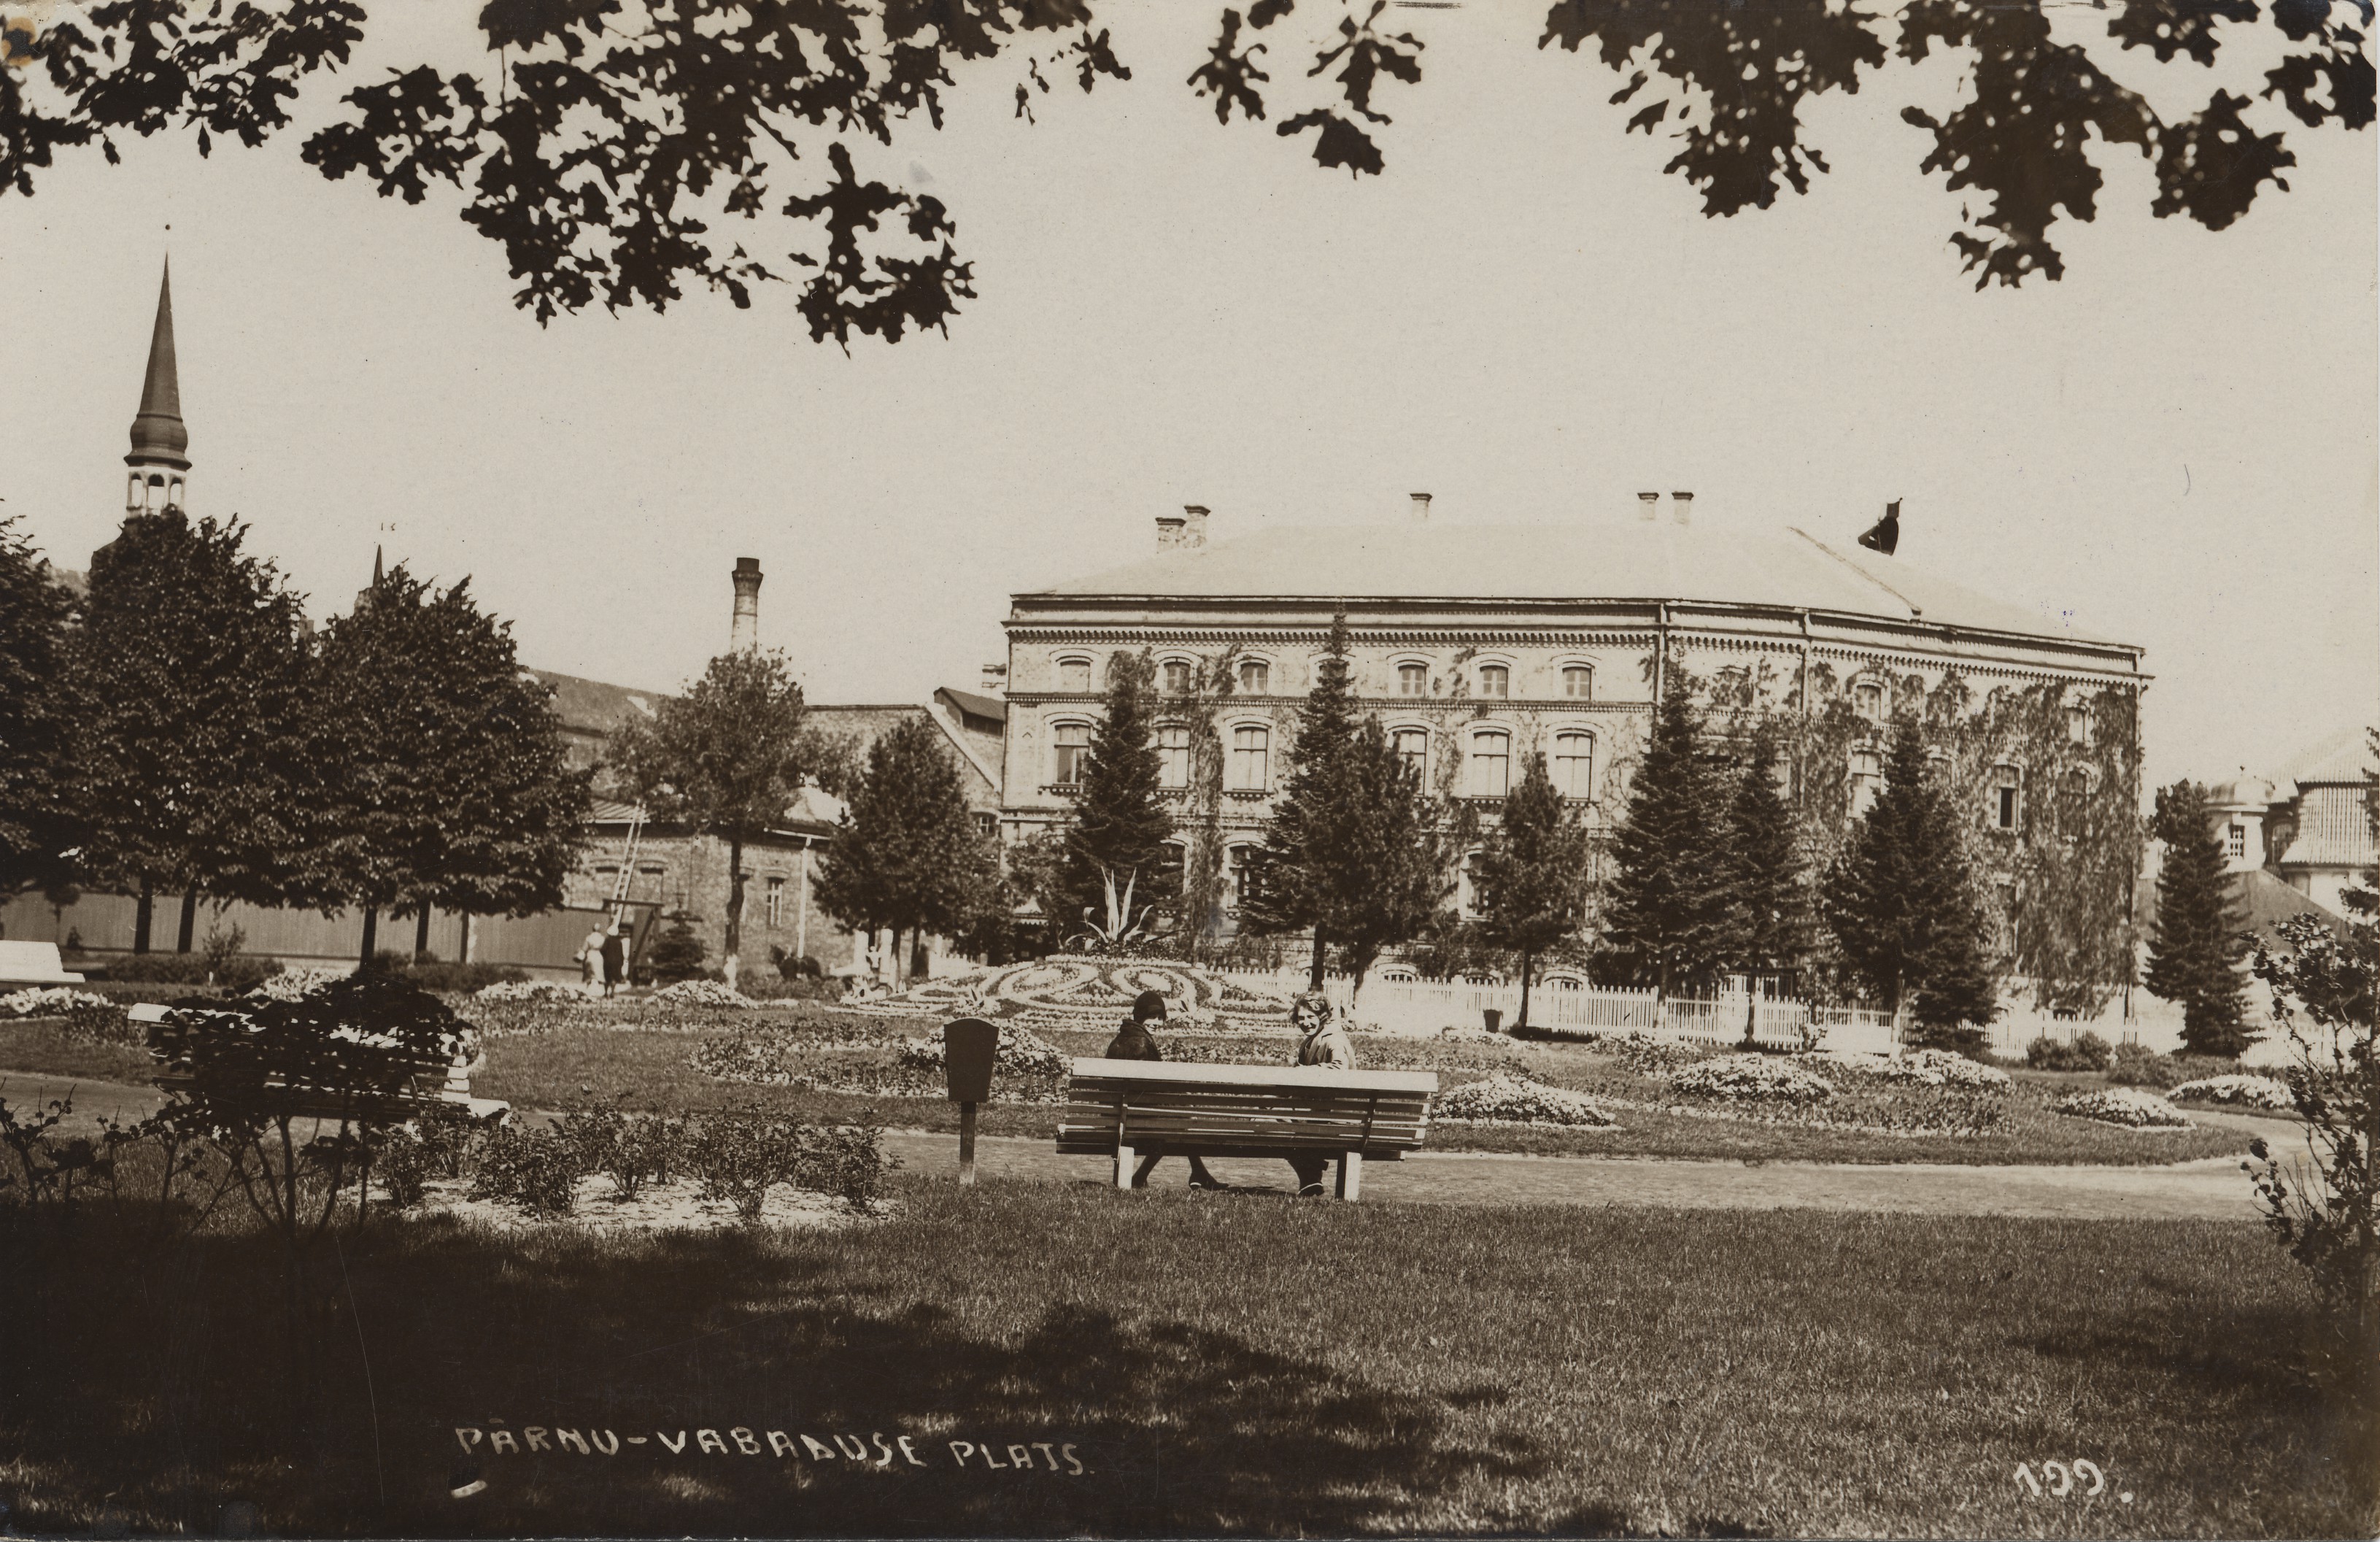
599,919,627,999
1106,990,1221,1191
579,920,608,995
1286,990,1355,1196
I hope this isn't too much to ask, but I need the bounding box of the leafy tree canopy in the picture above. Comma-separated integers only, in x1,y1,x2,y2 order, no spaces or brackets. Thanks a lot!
4,0,2363,329
814,713,998,977
0,515,80,901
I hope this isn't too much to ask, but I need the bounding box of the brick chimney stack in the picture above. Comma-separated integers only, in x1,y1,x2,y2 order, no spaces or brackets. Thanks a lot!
1637,491,1660,520
1182,505,1209,549
1154,510,1186,552
981,662,1008,697
730,558,763,650
1409,492,1433,523
1672,491,1694,526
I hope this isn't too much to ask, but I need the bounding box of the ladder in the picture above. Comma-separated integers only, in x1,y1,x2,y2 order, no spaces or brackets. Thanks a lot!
609,804,648,925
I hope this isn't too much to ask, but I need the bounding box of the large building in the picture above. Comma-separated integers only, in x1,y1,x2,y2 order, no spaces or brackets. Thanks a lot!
1000,495,2152,1003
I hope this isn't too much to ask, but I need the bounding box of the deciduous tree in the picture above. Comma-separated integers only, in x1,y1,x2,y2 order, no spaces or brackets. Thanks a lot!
2146,779,2254,1055
814,714,999,985
1473,752,1591,1030
0,517,79,902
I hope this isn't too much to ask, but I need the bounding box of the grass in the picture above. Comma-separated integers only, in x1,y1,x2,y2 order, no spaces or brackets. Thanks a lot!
1,1182,2371,1538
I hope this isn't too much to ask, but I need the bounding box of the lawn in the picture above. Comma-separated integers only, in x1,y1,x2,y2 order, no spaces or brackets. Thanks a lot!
2,1183,2370,1538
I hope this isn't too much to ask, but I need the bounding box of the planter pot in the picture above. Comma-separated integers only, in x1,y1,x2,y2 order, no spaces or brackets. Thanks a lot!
1483,1008,1503,1033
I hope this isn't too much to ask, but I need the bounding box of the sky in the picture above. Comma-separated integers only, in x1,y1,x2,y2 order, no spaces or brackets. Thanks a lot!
1,1,2372,797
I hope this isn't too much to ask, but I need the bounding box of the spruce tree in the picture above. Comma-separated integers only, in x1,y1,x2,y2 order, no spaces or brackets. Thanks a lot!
814,714,999,984
1062,649,1175,943
1324,716,1448,994
1243,614,1360,987
308,565,590,963
1602,676,1735,996
1726,722,1812,979
66,509,313,953
0,517,80,902
2145,779,2253,1056
1824,717,2000,1050
1474,752,1591,1029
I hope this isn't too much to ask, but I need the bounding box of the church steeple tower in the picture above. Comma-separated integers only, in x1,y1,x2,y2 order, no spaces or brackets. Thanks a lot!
124,257,190,514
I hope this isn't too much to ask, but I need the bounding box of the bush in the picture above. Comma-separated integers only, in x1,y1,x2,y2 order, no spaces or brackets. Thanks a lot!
2169,1073,2295,1112
686,1114,807,1220
739,972,843,1002
2024,1031,2114,1071
87,951,284,992
2052,1087,2192,1128
373,1127,436,1209
56,1003,144,1047
2106,1042,2243,1090
795,1119,896,1215
403,960,531,993
468,1124,584,1217
647,919,708,983
770,946,826,981
558,1104,688,1201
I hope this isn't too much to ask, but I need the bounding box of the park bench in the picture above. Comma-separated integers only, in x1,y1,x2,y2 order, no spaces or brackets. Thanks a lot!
128,1002,509,1125
1055,1059,1438,1200
0,941,85,985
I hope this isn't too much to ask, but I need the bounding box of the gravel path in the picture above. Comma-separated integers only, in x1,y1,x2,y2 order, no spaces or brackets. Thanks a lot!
1,1070,2264,1221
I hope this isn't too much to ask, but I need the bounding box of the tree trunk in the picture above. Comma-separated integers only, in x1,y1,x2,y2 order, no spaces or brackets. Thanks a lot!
359,907,377,966
1307,930,1328,991
134,878,154,955
414,905,432,962
722,837,745,991
176,891,198,953
1518,949,1534,1030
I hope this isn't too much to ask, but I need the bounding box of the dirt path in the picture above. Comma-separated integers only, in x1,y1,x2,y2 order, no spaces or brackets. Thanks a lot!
2,1070,2262,1221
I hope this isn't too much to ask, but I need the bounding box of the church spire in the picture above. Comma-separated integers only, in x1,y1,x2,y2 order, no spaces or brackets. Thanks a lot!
125,257,190,513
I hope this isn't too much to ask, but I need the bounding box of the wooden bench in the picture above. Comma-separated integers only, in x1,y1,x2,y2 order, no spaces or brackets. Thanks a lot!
1056,1059,1437,1200
0,941,85,985
130,1002,509,1125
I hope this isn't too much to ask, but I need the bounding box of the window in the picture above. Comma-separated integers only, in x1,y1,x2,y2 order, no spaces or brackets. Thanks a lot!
1162,660,1192,694
2060,768,2090,839
2066,703,2090,744
1058,657,1092,693
1470,730,1511,798
765,875,786,927
1553,732,1595,799
1992,766,2020,831
1850,748,1883,816
1852,682,1883,720
1397,663,1428,697
2228,823,2246,860
1227,844,1257,906
1158,725,1191,790
1478,664,1510,699
1229,725,1270,790
1458,849,1488,917
1238,660,1270,695
1394,728,1428,779
1052,722,1089,785
975,812,997,837
1561,665,1593,700
1996,881,2019,952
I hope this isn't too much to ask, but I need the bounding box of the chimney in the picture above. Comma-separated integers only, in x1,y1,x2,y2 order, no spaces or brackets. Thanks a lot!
1182,504,1209,550
730,558,763,651
1154,510,1186,552
981,663,1008,698
1671,490,1694,526
1409,492,1433,523
1637,491,1660,520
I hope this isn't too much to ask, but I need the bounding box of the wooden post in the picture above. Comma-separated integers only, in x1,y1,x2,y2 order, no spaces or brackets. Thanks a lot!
958,1101,978,1187
1115,1143,1136,1190
1335,1150,1364,1201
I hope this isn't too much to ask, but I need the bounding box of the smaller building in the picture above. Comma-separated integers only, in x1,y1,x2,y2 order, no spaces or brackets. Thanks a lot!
2266,724,2379,915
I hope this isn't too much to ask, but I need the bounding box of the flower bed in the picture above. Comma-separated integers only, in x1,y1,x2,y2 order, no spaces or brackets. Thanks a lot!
2168,1074,2295,1112
1592,1033,1714,1076
474,979,589,1003
1668,1054,1835,1104
1437,1073,1616,1127
894,1024,1071,1080
247,966,347,1002
2052,1087,2192,1129
653,979,753,1009
1,986,112,1019
1801,1049,2010,1090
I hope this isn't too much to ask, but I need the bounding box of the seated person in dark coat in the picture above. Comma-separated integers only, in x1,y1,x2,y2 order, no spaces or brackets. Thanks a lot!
1105,990,1221,1191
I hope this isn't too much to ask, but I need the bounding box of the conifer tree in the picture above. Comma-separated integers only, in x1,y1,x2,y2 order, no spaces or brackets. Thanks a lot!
1726,722,1813,980
1325,716,1448,995
1475,752,1591,1030
308,565,590,963
1824,717,2000,1050
1243,614,1360,988
611,649,813,990
1602,676,1735,996
0,517,80,902
66,509,313,953
1062,649,1175,944
2146,779,2254,1056
814,714,998,984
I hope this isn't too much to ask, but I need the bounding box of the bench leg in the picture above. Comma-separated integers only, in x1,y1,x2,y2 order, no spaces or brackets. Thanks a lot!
1114,1144,1135,1190
1336,1150,1363,1201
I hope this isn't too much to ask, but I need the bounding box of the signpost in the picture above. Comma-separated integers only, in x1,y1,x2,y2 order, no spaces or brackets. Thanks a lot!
942,1017,998,1187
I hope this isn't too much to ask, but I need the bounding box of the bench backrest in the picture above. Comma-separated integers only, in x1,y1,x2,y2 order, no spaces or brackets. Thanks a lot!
1059,1057,1437,1158
0,941,83,984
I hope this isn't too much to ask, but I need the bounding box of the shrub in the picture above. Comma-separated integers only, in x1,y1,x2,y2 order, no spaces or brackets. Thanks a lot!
1438,1074,1616,1127
2106,1042,2244,1090
468,1124,584,1217
2052,1087,2192,1128
654,979,752,1009
403,960,531,993
2170,1074,2296,1112
739,972,843,1002
795,1119,896,1215
57,1002,143,1047
647,918,708,983
1669,1054,1835,1103
372,1127,436,1209
770,947,826,981
558,1104,688,1201
88,951,285,991
2025,1031,2114,1071
687,1114,807,1220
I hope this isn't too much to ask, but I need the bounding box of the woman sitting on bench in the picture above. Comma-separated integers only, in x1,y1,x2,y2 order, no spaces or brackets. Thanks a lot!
1106,991,1221,1191
1286,991,1355,1196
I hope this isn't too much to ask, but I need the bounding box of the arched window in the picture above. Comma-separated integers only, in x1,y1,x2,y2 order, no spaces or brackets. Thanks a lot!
1850,747,1883,816
2066,703,2091,744
1237,659,1270,695
1991,766,2021,830
1553,731,1595,799
1057,656,1094,693
1470,730,1511,797
1226,844,1258,907
1393,728,1429,779
1852,681,1884,721
1161,660,1193,694
1157,725,1191,790
1229,725,1270,790
1397,662,1428,697
1051,722,1090,785
125,473,142,512
2060,768,2090,838
1478,664,1510,699
1561,664,1593,701
1458,849,1488,917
